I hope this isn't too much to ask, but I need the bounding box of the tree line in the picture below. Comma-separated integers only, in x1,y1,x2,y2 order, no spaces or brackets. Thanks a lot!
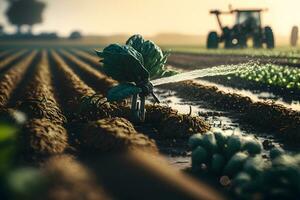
5,0,46,34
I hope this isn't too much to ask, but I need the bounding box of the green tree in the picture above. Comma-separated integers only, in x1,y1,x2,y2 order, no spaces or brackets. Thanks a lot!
5,0,46,34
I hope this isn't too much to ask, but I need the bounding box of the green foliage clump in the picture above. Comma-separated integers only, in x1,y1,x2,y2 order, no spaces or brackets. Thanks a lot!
4,167,47,200
0,109,26,175
0,123,18,175
235,63,300,90
189,129,300,199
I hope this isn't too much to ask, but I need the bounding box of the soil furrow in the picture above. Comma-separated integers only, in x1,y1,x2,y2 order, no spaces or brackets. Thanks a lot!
0,51,36,108
0,49,27,73
59,49,115,94
70,48,100,64
0,49,15,59
50,50,96,113
49,50,157,154
15,50,66,125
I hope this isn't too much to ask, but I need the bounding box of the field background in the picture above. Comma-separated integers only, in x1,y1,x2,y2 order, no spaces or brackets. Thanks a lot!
0,32,291,46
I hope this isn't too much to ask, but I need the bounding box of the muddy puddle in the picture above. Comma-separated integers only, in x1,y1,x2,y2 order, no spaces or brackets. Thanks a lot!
148,88,286,170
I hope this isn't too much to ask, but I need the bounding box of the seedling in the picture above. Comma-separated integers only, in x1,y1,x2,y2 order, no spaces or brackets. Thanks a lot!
96,35,174,122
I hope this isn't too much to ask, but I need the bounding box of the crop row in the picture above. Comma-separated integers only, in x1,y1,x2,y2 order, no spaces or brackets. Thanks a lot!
0,51,36,107
70,48,100,66
17,51,66,125
0,49,14,59
161,81,300,145
64,49,210,138
0,49,27,72
52,49,208,138
51,50,210,148
0,49,210,158
49,50,158,154
59,49,116,94
234,63,300,90
15,51,68,159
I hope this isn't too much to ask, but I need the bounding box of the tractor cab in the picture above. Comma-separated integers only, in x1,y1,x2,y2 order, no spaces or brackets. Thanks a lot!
235,10,262,33
207,8,274,49
236,10,261,27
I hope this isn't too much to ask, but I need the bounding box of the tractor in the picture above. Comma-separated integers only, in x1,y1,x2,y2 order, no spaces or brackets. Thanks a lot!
207,8,275,49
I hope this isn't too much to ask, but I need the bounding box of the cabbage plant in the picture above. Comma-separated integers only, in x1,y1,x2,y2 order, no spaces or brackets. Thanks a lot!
96,35,175,121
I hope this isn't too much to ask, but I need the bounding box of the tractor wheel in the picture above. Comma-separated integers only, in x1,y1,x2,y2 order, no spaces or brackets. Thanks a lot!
264,26,275,49
207,32,219,49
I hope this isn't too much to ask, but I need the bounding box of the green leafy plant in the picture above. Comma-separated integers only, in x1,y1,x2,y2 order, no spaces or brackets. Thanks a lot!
4,167,48,200
0,123,18,175
96,35,177,121
189,129,300,199
96,35,177,102
234,63,300,90
0,109,26,175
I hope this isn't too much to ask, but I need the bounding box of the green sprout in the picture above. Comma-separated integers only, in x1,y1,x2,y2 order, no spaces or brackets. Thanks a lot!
96,34,176,122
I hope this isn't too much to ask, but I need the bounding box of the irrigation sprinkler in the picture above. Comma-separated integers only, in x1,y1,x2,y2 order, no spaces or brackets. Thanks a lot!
130,80,160,122
104,76,161,122
96,35,254,122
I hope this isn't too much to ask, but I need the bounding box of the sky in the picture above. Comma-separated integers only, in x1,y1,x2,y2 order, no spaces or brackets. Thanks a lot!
0,0,299,37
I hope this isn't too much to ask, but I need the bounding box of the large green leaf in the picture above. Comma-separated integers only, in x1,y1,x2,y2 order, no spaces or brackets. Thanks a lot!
126,34,177,79
96,44,149,83
126,34,145,53
107,83,142,102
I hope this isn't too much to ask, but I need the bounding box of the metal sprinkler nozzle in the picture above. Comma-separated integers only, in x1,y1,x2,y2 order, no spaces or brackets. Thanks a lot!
131,80,159,122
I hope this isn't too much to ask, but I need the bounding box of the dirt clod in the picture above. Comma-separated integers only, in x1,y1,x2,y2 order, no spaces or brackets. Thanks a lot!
146,104,210,138
22,118,68,157
80,117,158,153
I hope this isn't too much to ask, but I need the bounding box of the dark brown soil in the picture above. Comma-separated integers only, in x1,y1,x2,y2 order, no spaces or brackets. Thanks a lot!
159,80,300,145
42,155,111,200
79,117,158,154
145,104,210,138
21,118,68,157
